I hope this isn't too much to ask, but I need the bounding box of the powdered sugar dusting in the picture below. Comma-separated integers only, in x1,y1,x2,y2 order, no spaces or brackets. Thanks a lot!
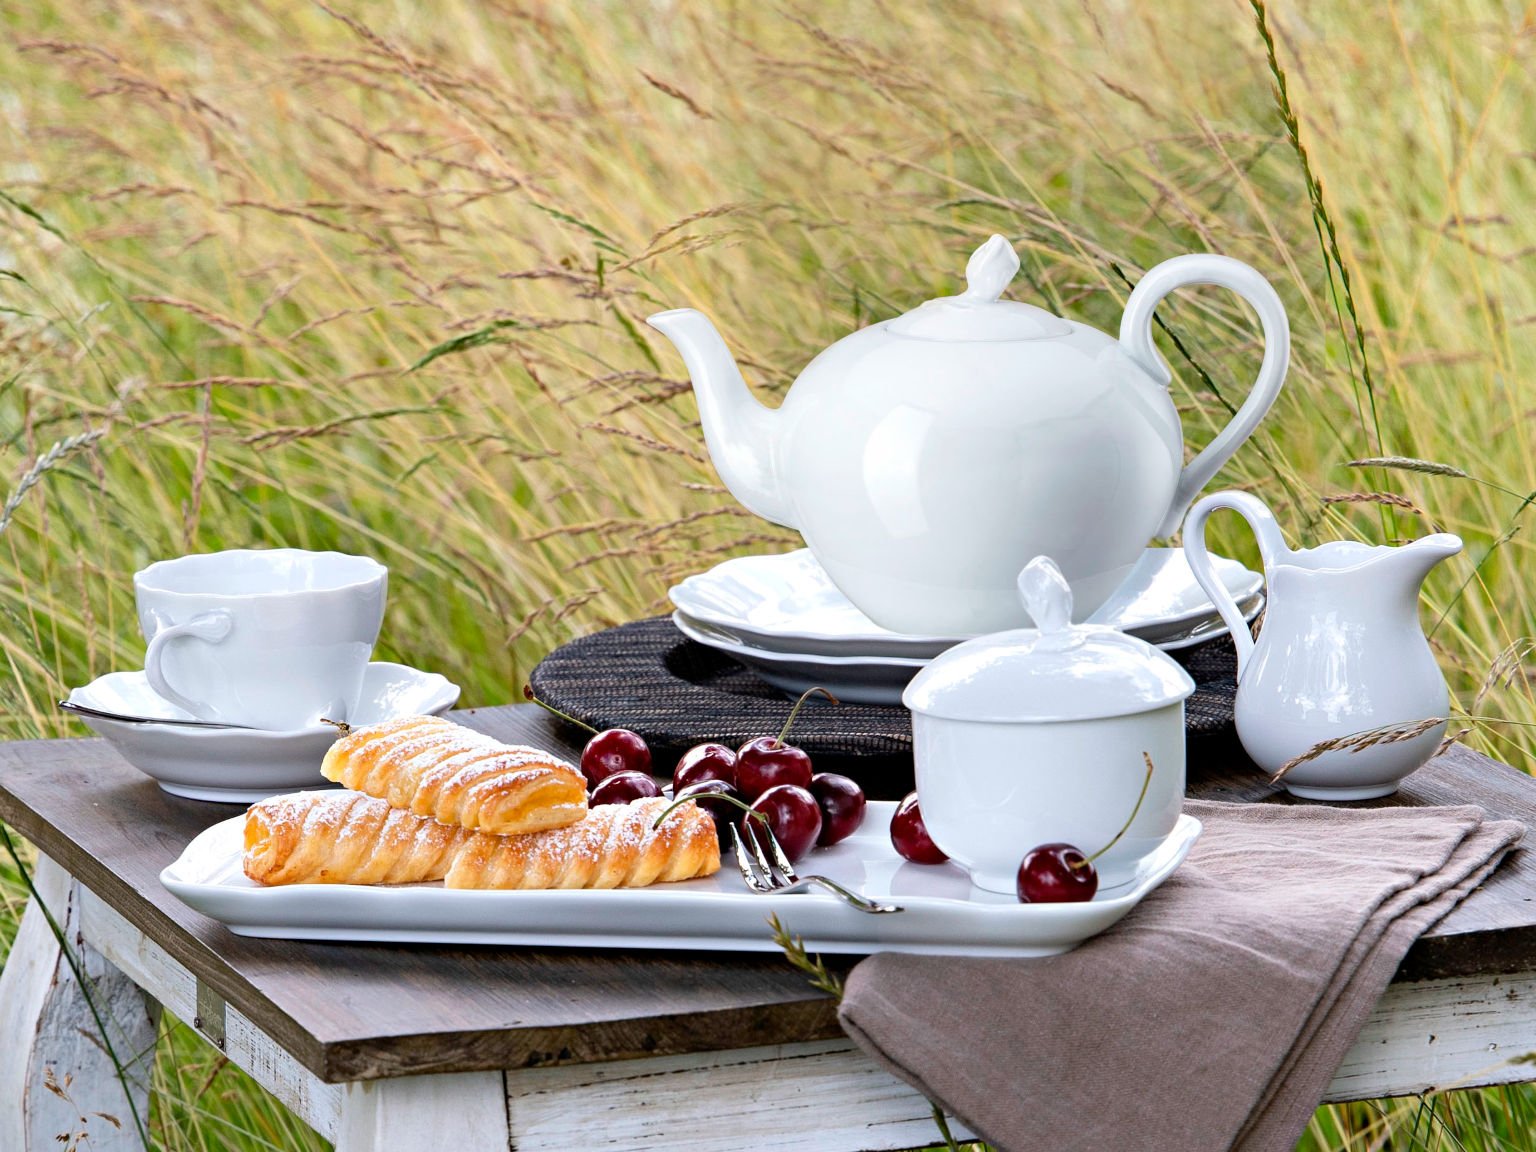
249,791,331,826
249,789,710,891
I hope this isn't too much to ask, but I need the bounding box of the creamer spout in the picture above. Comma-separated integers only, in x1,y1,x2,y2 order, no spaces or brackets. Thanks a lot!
646,308,796,529
1395,532,1463,589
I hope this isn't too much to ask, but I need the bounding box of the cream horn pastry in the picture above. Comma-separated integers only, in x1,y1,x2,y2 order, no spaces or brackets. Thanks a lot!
320,715,587,835
243,789,470,886
445,795,720,889
242,790,719,890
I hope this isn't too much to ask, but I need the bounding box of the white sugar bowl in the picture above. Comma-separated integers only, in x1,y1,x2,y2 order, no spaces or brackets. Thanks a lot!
902,556,1195,894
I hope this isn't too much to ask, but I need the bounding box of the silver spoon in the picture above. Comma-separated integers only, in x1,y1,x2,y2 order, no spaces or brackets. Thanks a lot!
58,699,257,730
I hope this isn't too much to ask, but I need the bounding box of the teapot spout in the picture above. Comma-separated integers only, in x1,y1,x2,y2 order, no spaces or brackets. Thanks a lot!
646,308,796,528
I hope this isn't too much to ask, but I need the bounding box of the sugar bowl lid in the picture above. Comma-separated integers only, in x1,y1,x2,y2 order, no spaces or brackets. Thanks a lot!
902,557,1196,723
885,235,1072,343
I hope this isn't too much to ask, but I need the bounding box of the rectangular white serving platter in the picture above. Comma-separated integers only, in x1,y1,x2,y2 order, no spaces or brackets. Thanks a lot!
160,801,1200,958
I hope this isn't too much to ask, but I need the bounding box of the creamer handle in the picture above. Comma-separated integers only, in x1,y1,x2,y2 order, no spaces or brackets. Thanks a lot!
1182,491,1288,677
1119,254,1290,537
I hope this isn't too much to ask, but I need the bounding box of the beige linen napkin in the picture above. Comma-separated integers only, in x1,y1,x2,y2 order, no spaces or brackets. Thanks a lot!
839,800,1524,1152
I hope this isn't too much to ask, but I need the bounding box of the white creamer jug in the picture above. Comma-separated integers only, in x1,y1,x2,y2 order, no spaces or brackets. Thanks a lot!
1184,491,1461,799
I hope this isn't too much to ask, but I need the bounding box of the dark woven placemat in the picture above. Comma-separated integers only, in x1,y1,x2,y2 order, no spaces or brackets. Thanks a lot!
529,617,1237,770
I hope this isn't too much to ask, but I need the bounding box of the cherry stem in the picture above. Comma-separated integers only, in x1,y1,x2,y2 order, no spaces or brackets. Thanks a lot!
319,718,352,736
1074,752,1156,870
522,684,598,735
774,685,839,748
651,790,768,831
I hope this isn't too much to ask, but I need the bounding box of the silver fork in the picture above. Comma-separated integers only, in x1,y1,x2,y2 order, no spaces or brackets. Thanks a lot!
730,821,903,914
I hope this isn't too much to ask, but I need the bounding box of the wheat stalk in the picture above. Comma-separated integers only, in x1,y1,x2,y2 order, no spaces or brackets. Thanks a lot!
768,912,844,1000
1271,717,1449,783
1345,456,1469,479
0,429,108,536
1473,638,1536,713
1435,727,1473,759
638,71,714,120
1250,0,1382,452
1321,492,1422,513
769,913,973,1150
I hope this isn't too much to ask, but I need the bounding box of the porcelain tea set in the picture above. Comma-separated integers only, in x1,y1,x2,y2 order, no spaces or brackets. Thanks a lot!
66,235,1462,907
653,234,1463,893
65,549,459,801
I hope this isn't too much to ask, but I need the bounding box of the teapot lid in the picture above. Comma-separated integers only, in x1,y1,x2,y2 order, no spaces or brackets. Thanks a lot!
886,235,1073,342
902,556,1195,723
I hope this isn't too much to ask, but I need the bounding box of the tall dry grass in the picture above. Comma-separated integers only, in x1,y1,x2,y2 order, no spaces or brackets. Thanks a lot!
1,0,1535,1147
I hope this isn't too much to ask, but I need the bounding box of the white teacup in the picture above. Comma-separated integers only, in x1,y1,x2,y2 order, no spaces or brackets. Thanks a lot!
134,549,388,731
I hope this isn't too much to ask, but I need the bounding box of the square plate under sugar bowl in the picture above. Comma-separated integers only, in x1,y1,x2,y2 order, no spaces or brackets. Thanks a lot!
902,556,1195,894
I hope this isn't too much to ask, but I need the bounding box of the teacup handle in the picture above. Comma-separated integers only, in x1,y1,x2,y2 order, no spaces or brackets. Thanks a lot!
144,610,233,721
1119,254,1290,538
1183,491,1288,677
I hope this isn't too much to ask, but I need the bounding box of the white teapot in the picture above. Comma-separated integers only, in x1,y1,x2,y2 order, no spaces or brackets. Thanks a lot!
648,236,1289,635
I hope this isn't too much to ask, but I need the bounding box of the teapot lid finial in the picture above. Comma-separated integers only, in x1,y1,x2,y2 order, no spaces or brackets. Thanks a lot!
962,235,1022,303
885,235,1071,342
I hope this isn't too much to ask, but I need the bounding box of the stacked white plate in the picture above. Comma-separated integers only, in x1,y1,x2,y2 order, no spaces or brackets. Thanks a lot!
670,549,1263,705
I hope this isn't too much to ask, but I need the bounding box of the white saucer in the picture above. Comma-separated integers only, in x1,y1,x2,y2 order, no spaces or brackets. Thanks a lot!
670,548,1262,659
65,663,461,803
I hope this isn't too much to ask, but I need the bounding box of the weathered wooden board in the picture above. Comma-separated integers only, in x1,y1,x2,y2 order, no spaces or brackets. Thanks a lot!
0,856,160,1152
1326,967,1536,1101
333,1072,511,1152
76,880,346,1136
501,1038,976,1151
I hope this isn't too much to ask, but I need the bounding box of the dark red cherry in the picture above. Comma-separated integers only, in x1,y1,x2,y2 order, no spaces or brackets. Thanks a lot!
890,793,948,864
735,686,836,802
580,728,651,789
673,743,737,792
809,773,866,847
735,736,813,802
743,784,822,863
520,688,649,787
675,779,739,849
1017,843,1098,903
590,770,662,806
1015,753,1155,903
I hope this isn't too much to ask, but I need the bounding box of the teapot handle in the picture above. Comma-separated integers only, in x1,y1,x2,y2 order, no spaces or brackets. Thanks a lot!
1182,491,1288,677
1118,254,1290,538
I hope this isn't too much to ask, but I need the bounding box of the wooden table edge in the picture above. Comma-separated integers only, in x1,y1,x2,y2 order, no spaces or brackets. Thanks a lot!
0,732,850,1082
3,719,1535,1080
0,782,328,1077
